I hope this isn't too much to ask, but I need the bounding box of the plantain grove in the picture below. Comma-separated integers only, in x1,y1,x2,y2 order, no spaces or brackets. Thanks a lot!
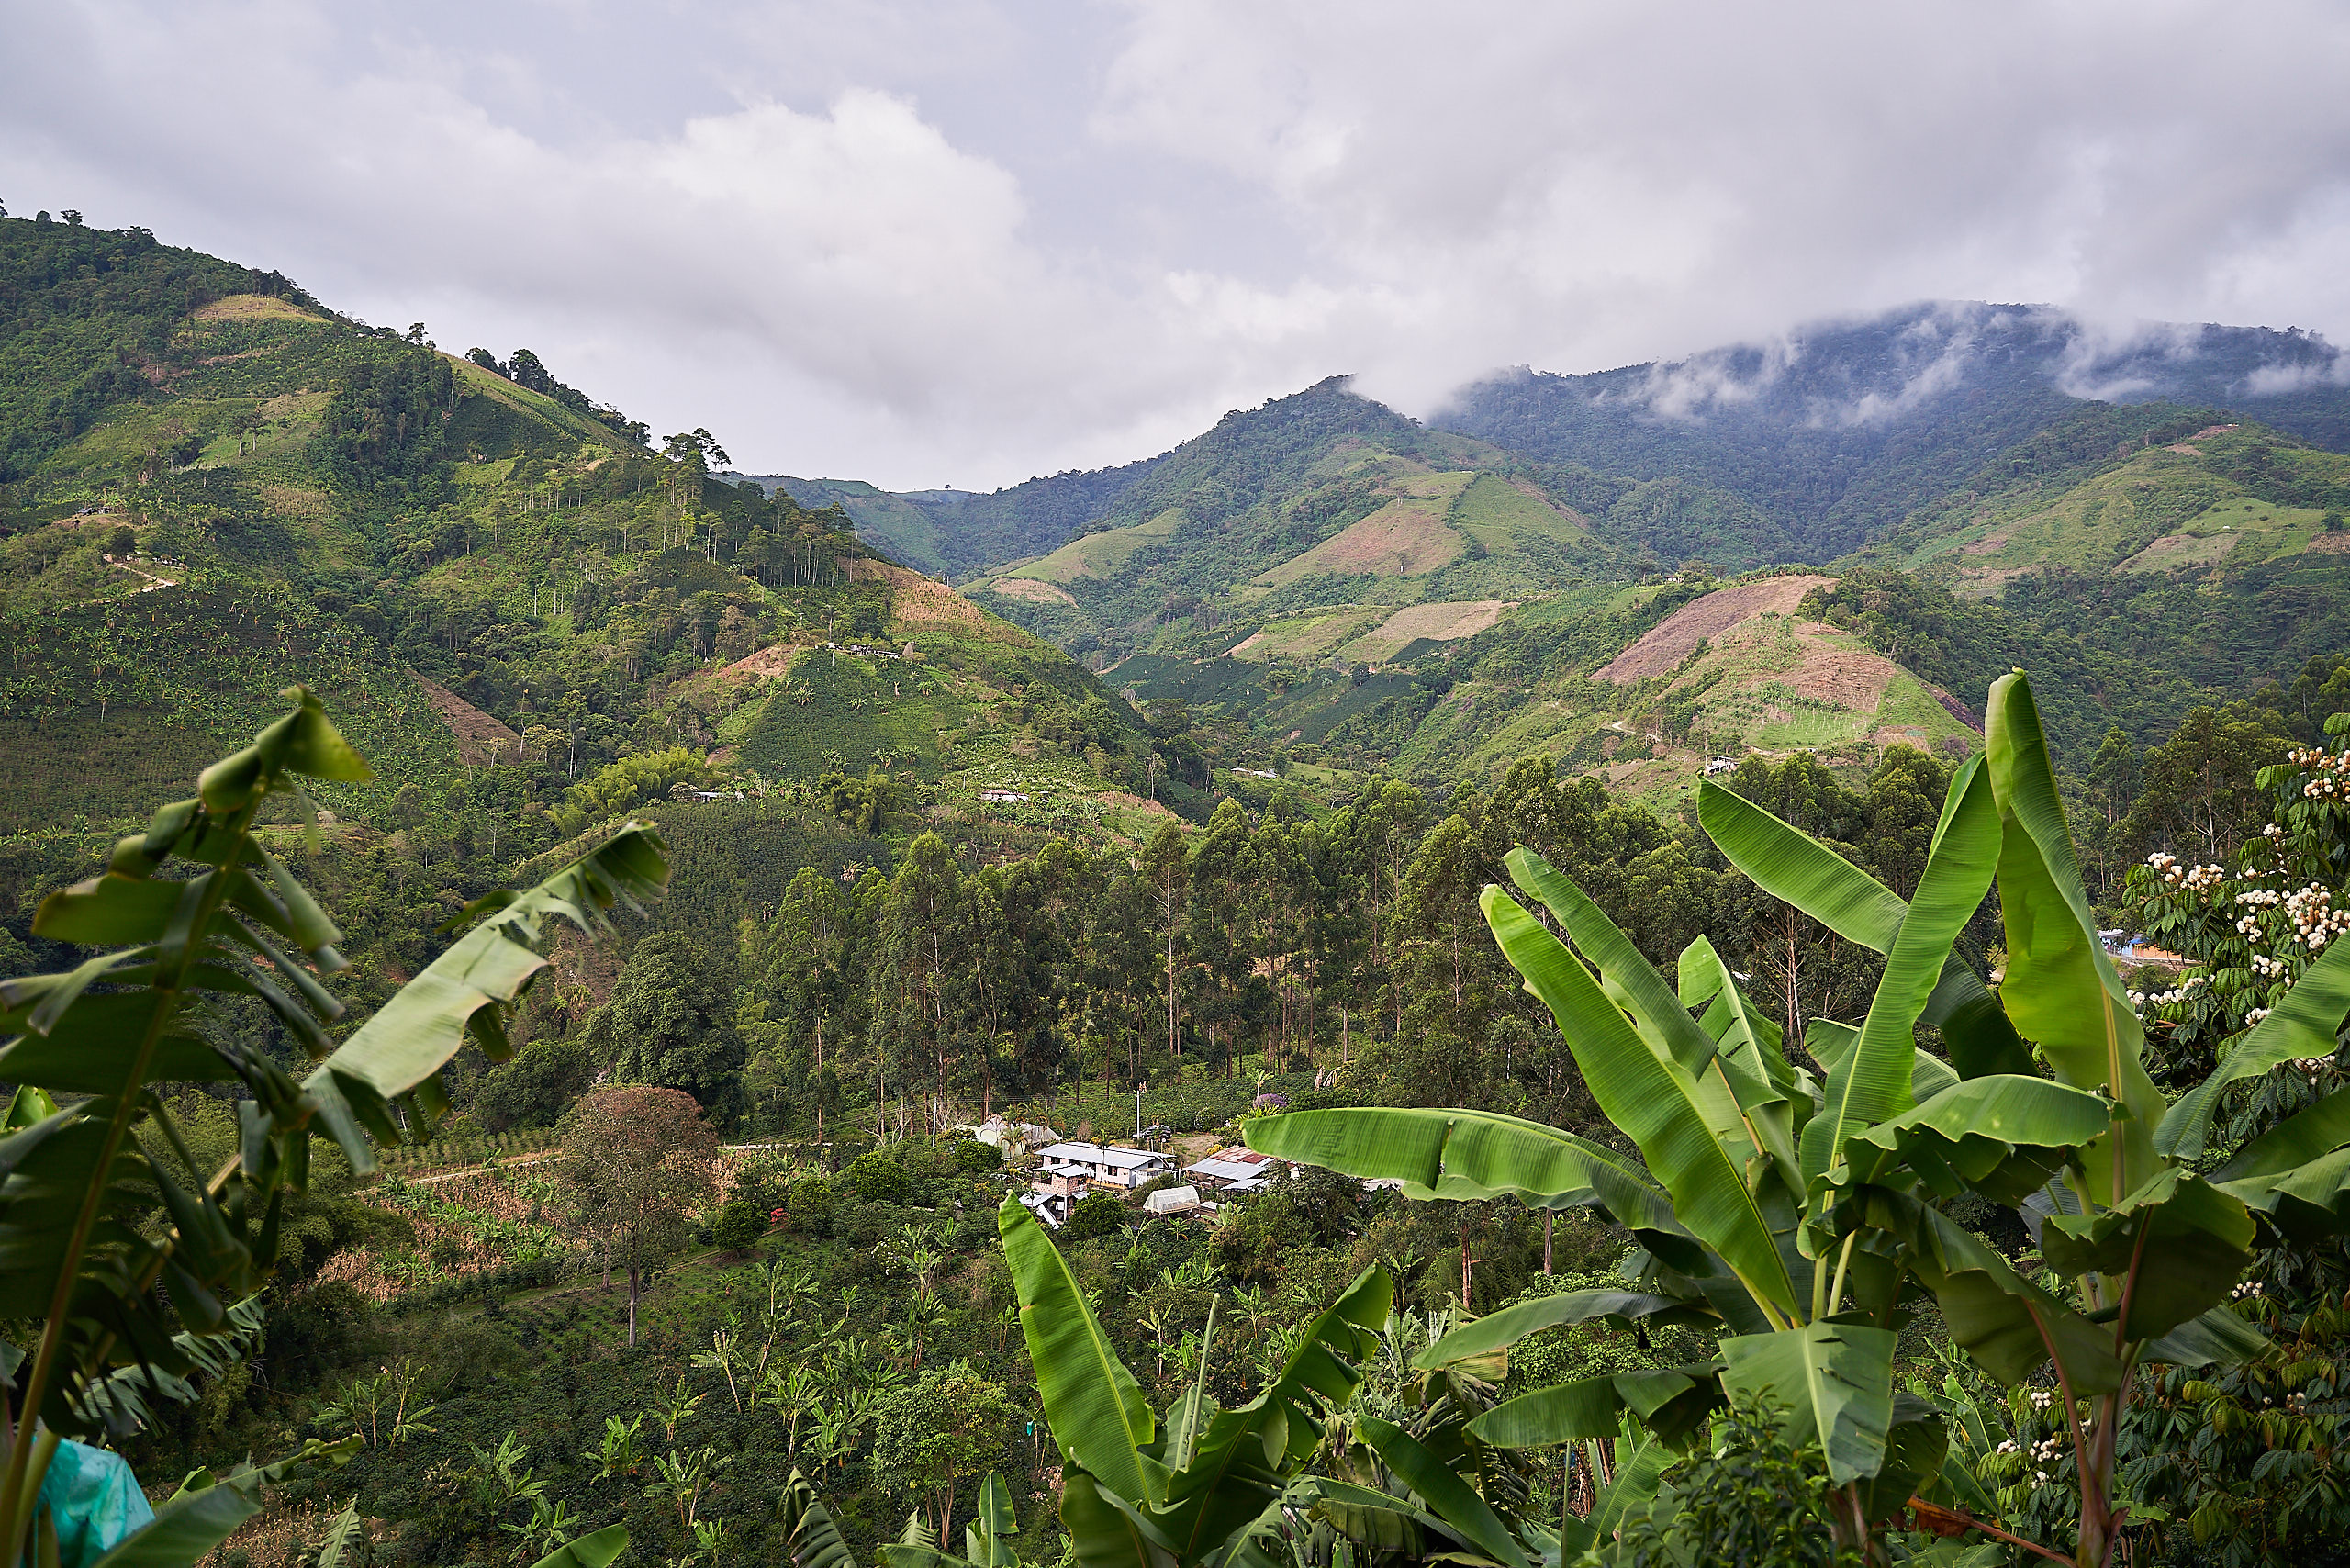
1247,672,2350,1567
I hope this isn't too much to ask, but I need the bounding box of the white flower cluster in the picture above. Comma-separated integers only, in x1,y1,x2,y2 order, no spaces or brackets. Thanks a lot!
2252,953,2293,978
2152,850,2218,888
2247,1007,2274,1024
2132,973,2207,1010
2147,852,2227,891
2232,1279,2266,1300
2284,883,2350,950
2287,745,2350,800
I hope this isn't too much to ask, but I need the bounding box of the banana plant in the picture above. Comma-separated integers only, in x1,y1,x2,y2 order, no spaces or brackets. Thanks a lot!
1248,672,2350,1568
0,688,668,1568
879,1471,1022,1568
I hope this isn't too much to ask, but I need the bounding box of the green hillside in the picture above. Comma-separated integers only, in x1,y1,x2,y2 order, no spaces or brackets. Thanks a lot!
0,215,1186,965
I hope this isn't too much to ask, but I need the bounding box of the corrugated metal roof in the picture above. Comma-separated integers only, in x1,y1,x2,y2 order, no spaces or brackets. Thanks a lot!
1035,1141,1167,1170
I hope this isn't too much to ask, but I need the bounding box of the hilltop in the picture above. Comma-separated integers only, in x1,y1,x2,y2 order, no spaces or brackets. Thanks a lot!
0,214,1192,959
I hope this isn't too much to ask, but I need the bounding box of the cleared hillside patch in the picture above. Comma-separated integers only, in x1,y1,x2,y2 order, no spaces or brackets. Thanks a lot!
411,671,525,765
984,576,1078,606
1342,599,1513,663
1256,496,1465,586
1594,576,1831,682
1012,509,1182,582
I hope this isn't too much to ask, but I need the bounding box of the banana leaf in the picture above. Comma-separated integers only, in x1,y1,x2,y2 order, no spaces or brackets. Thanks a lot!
2038,1168,2255,1340
1158,1265,1390,1562
1697,780,2031,1078
1858,1394,1950,1524
1836,1075,2113,1206
966,1472,1019,1568
1357,1418,1528,1568
1482,886,1796,1318
299,824,667,1166
999,1196,1159,1506
777,1469,858,1568
1857,1189,2122,1392
1060,1468,1172,1568
2156,939,2350,1162
1414,1291,1713,1373
87,1439,357,1568
1718,1320,1897,1486
2143,1304,2268,1368
1240,1106,1694,1265
1983,672,2161,1204
1470,1364,1726,1450
525,1525,630,1568
1802,757,2001,1189
1806,1018,1959,1105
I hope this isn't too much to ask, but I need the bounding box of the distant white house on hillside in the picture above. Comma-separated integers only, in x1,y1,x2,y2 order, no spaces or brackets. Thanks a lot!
1033,1140,1175,1192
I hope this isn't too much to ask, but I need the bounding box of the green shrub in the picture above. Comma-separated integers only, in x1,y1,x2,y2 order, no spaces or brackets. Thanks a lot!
843,1148,906,1204
711,1198,768,1254
1059,1192,1125,1242
951,1138,1004,1173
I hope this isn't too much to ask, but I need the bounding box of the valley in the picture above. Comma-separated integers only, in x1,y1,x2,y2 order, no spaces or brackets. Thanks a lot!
9,209,2350,1568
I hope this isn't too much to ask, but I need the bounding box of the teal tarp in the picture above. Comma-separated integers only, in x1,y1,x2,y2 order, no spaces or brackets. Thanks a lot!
36,1439,155,1568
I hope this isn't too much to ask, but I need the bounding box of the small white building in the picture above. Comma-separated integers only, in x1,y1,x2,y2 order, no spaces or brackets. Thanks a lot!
1033,1140,1174,1192
1143,1184,1202,1215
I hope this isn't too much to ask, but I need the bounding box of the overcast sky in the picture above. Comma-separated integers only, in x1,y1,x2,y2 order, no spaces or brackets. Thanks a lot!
8,1,2350,489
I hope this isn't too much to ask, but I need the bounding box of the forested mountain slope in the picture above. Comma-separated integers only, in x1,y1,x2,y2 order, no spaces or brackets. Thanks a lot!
1437,300,2350,561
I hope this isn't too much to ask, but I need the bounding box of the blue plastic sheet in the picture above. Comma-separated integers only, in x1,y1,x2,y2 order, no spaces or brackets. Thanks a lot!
36,1439,155,1568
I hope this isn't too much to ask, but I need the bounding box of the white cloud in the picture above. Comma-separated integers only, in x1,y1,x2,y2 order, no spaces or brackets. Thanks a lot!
6,0,2350,487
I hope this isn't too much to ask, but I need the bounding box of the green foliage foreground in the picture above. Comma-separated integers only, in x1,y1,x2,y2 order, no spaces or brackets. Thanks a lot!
0,690,668,1567
1247,671,2350,1567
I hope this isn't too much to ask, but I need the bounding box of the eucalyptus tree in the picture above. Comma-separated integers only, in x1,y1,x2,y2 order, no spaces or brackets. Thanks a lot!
1249,672,2350,1568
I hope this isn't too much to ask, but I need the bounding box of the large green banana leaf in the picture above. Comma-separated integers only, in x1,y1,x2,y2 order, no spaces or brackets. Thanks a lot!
1414,1290,1715,1374
1801,757,2000,1190
1857,1190,2121,1391
1678,935,1808,1193
1356,1418,1529,1568
2038,1169,2255,1340
777,1469,857,1568
1806,1018,1959,1104
1482,886,1797,1319
1835,1075,2113,1206
1718,1321,1897,1486
1060,1468,1172,1568
966,1472,1021,1568
1505,850,1807,1204
522,1526,630,1568
999,1196,1158,1506
1505,850,1729,1081
2156,939,2350,1161
1239,1106,1692,1260
2143,1304,2269,1368
1697,779,2031,1079
300,824,668,1165
1984,673,2161,1204
1470,1364,1726,1450
1157,1266,1390,1562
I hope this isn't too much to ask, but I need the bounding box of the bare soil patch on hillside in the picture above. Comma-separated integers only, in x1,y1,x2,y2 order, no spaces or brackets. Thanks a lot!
411,671,524,765
1347,599,1512,662
192,293,326,324
714,643,803,683
1596,576,1832,682
987,577,1077,606
1784,636,1901,709
1258,499,1462,586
